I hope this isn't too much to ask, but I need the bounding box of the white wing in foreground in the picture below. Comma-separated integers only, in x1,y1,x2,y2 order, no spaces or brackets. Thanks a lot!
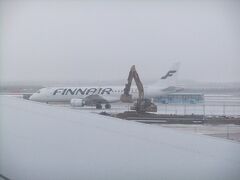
1,96,240,180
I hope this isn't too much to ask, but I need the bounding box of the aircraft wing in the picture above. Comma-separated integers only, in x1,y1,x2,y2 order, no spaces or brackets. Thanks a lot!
162,86,184,93
1,96,240,180
84,94,120,105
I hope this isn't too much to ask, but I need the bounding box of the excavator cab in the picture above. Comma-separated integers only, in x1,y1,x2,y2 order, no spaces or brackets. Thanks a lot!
130,98,157,113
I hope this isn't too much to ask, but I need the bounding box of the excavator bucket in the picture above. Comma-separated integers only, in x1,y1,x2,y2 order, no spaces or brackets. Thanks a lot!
120,94,133,103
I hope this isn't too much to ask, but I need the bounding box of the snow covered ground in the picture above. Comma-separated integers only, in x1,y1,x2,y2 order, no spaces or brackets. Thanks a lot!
1,96,240,180
158,124,240,142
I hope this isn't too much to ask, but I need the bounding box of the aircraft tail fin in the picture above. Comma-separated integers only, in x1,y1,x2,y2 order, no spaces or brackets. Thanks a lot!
153,62,180,87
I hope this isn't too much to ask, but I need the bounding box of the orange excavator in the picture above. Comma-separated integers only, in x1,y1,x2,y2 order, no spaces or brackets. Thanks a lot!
120,65,157,113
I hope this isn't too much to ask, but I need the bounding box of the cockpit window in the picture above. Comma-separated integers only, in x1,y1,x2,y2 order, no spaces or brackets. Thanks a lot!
36,90,41,93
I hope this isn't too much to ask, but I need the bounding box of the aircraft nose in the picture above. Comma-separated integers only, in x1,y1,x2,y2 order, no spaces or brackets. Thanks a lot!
29,94,34,101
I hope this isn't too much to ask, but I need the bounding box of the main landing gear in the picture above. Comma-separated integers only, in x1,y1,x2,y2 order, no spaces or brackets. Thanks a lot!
96,103,111,109
96,103,102,109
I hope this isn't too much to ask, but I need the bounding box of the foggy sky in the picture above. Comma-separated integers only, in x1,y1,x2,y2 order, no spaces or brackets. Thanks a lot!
0,0,240,84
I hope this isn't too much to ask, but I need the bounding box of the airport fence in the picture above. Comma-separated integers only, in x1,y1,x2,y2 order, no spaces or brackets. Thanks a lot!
156,103,240,116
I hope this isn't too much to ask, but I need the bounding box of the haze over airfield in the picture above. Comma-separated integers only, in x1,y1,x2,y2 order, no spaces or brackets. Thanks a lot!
0,0,239,84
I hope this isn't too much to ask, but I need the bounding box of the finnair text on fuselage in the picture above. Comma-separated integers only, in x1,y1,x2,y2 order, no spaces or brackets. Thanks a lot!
53,88,114,96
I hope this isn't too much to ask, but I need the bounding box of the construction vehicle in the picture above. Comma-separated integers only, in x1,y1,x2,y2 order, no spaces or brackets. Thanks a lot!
120,65,157,113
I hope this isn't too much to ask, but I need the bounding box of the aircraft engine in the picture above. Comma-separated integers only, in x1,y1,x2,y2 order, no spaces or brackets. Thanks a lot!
70,99,85,107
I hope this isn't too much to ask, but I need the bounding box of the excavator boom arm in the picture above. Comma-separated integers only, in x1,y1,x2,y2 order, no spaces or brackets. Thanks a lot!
123,65,144,100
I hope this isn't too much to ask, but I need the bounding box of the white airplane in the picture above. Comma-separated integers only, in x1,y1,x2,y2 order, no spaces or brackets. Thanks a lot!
29,63,182,109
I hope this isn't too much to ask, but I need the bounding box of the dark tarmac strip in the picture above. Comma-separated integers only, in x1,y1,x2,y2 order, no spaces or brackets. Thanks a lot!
0,174,11,180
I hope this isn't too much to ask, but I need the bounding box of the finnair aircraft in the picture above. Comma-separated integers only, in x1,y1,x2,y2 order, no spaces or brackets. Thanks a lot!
30,63,182,109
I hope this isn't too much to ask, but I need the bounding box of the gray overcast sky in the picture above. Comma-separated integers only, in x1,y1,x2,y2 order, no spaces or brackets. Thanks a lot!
0,0,240,84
